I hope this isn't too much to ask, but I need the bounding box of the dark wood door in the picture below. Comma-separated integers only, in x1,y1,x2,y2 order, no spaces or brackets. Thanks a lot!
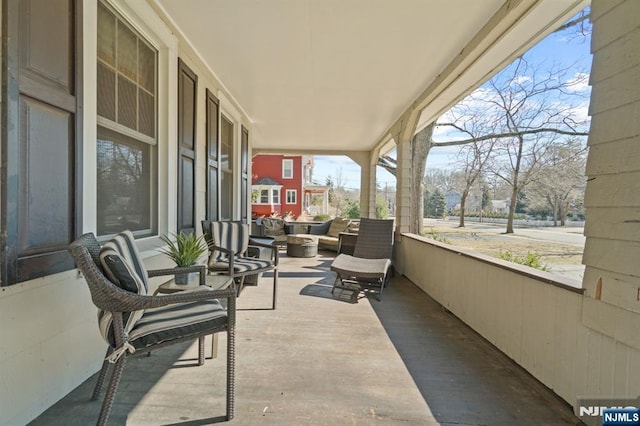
177,59,197,234
2,0,82,284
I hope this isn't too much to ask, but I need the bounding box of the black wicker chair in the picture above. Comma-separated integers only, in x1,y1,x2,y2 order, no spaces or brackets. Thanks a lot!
69,232,236,426
202,220,279,309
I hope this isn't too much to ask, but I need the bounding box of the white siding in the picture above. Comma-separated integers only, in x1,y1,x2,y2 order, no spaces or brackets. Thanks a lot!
584,0,640,313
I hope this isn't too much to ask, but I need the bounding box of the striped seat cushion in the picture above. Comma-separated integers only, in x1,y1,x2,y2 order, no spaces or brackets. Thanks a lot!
98,230,148,346
208,257,274,274
129,295,227,350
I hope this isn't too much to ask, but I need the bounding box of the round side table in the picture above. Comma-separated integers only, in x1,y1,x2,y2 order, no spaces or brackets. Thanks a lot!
286,234,319,257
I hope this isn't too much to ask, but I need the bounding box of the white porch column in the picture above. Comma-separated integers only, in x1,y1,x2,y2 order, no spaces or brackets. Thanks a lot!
323,190,329,214
391,114,419,235
394,138,412,235
347,151,376,218
390,114,419,275
359,153,377,218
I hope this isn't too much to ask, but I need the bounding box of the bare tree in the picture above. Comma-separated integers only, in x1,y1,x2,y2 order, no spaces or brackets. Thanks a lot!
455,140,495,227
377,9,591,235
424,168,458,193
378,59,589,233
526,137,588,225
480,57,590,232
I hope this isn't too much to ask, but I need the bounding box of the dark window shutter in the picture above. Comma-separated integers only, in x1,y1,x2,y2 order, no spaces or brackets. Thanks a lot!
177,59,197,234
2,0,82,285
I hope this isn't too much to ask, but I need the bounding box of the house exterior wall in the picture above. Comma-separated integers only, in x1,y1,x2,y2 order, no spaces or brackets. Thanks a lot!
0,1,251,424
251,155,303,217
583,0,640,313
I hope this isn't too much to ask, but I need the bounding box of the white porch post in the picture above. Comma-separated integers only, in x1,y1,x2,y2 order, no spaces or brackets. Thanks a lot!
359,153,377,219
390,114,419,274
347,151,376,219
323,190,329,215
394,138,412,235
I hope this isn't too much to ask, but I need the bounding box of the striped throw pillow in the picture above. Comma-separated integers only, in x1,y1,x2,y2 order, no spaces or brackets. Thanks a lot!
98,230,148,346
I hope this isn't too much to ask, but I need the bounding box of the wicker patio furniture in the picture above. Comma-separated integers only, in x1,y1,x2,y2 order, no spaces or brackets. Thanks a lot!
202,220,279,309
69,231,236,426
330,218,394,301
286,234,319,257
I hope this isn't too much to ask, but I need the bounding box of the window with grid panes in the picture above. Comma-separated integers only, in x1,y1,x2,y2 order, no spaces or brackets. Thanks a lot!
96,2,157,236
260,189,269,204
286,189,297,204
282,159,293,179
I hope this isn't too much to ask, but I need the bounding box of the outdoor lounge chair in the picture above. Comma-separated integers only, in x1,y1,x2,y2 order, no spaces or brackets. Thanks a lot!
69,231,236,425
202,220,279,309
330,218,394,301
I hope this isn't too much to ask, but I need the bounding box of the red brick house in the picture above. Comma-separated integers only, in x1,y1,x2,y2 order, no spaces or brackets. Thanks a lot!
251,155,328,218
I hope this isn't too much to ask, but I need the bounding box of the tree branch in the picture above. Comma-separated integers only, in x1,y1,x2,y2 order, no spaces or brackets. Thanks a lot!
432,127,588,148
377,155,397,177
553,13,590,34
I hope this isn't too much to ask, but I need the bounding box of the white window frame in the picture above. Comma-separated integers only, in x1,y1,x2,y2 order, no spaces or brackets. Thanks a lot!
85,0,177,252
282,159,293,179
253,186,282,205
260,189,269,204
95,0,162,239
286,189,297,204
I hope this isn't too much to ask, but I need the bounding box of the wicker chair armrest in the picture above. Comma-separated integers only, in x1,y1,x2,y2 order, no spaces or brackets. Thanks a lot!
204,244,236,276
147,265,207,285
247,240,279,266
69,236,235,313
104,284,236,313
207,244,235,257
147,264,205,277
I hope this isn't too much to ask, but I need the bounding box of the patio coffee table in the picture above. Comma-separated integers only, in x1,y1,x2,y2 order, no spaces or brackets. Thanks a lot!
286,234,318,257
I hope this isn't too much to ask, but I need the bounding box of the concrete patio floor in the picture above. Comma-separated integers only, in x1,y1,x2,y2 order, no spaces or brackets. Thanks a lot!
30,250,582,425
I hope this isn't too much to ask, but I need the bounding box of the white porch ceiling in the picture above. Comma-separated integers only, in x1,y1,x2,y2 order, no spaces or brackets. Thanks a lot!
155,0,587,154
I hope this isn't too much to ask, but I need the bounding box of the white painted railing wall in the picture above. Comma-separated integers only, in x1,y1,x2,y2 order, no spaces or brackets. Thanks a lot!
398,233,640,418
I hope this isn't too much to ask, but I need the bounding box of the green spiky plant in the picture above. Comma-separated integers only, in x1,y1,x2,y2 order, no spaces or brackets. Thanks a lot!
159,232,208,267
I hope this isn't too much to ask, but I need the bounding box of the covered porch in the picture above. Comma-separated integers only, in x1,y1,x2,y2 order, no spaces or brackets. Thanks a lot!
2,0,640,424
31,249,579,425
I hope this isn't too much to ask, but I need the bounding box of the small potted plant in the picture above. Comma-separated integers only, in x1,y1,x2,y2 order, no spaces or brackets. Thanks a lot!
159,232,208,284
